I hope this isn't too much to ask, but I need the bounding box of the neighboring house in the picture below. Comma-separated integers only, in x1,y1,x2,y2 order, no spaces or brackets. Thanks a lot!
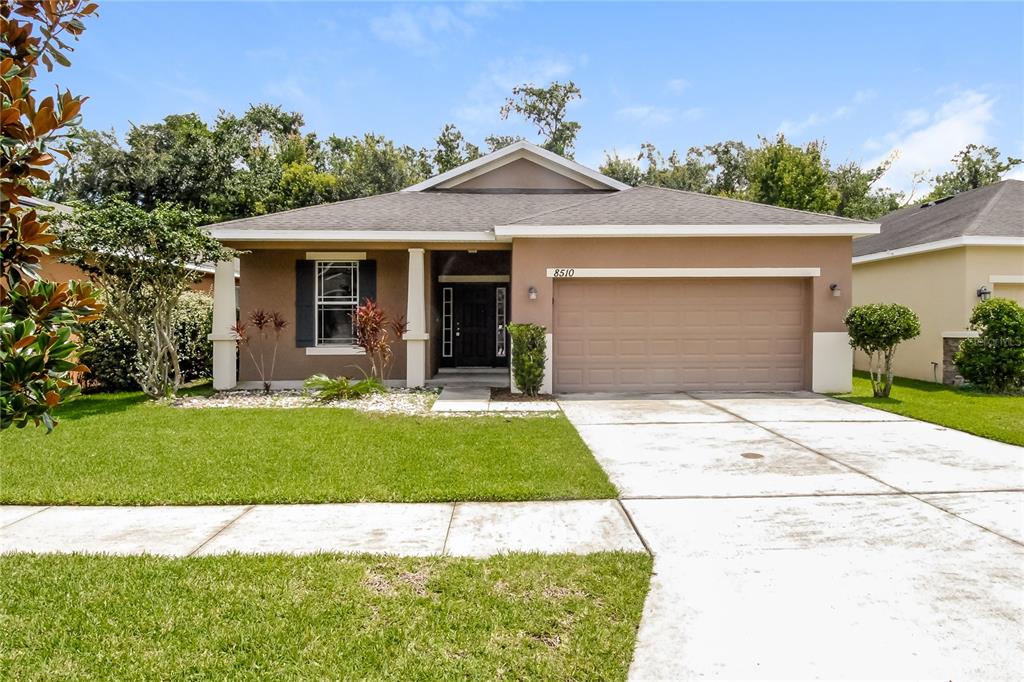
852,180,1024,383
22,196,237,295
205,141,878,394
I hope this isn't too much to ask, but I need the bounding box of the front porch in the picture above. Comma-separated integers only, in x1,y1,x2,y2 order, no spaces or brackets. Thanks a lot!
210,246,514,390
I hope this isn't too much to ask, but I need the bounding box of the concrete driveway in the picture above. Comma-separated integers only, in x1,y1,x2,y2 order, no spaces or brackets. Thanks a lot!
559,391,1024,681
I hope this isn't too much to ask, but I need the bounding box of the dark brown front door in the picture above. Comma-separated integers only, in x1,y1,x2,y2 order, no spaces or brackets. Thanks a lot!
455,284,496,366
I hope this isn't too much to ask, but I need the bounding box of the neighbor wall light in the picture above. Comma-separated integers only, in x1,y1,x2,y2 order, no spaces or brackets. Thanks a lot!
528,286,538,300
829,283,841,298
976,285,992,301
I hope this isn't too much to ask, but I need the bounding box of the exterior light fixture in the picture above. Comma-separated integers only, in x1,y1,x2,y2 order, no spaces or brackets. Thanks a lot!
829,283,841,298
976,286,992,300
528,286,538,300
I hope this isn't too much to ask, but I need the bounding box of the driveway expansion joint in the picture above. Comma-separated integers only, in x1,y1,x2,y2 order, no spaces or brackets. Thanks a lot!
0,505,51,529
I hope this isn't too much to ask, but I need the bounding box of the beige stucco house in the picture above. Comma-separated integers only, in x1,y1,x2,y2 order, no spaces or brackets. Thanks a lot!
853,180,1024,383
206,142,878,394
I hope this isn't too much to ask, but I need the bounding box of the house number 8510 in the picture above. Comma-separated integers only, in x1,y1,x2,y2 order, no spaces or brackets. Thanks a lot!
551,268,575,278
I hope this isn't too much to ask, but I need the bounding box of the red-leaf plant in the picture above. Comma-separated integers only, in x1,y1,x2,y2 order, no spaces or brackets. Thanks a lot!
352,299,408,382
232,309,287,394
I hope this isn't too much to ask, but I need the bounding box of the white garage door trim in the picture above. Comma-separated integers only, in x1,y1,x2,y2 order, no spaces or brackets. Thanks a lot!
545,267,821,278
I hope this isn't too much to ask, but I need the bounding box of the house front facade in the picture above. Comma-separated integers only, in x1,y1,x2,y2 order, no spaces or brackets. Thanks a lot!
207,142,878,394
853,180,1024,383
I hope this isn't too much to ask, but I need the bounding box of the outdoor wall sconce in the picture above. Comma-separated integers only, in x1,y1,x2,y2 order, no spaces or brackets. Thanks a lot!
829,283,841,298
528,286,538,300
977,285,992,301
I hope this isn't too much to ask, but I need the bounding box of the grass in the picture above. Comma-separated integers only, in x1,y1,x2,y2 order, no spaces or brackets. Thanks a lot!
834,371,1024,446
0,552,652,681
0,391,616,505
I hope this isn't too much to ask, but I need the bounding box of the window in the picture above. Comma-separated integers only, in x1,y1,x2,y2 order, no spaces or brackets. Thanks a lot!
316,261,359,345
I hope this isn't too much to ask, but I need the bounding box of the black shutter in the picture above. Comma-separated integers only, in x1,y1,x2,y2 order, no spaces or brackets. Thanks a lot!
358,259,377,304
295,260,315,347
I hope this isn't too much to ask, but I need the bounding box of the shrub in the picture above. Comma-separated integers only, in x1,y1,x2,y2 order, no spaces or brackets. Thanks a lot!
844,303,921,397
79,291,214,392
507,323,547,397
303,374,386,402
953,298,1024,393
352,299,407,381
232,309,287,394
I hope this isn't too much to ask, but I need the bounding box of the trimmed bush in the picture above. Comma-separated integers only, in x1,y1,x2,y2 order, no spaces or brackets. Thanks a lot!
303,375,386,402
80,291,214,392
507,323,547,397
953,298,1024,393
844,303,921,397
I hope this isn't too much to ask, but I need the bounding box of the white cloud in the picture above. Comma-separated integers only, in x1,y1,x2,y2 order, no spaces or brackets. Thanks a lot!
778,89,877,137
666,78,689,94
870,90,996,193
615,105,703,127
617,105,674,125
1005,165,1024,181
370,5,474,54
454,55,575,129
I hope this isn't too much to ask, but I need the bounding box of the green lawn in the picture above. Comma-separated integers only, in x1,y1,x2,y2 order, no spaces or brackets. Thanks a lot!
835,371,1024,446
0,552,652,681
0,392,616,505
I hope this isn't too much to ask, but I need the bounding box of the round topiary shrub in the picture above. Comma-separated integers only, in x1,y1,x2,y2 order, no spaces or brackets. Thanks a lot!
79,291,214,392
844,303,921,397
953,297,1024,393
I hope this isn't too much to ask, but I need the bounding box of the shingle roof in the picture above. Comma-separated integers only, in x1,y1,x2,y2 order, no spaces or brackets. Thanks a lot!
207,191,603,232
207,185,864,234
854,180,1024,257
507,185,866,226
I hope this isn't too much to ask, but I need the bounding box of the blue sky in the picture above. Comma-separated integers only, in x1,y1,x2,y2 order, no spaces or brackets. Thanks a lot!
39,1,1024,193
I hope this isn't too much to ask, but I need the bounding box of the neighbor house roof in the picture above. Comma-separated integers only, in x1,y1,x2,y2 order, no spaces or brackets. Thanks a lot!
854,180,1024,261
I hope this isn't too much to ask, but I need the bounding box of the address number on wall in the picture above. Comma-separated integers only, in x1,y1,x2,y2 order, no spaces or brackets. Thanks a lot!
547,268,576,278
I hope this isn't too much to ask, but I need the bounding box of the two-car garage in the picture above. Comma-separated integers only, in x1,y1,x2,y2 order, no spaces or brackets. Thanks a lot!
552,278,811,393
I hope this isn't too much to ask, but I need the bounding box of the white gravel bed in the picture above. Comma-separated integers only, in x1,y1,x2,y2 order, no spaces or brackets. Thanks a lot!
172,389,437,415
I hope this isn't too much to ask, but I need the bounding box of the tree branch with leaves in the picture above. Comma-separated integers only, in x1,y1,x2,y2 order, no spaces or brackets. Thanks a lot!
1,0,103,431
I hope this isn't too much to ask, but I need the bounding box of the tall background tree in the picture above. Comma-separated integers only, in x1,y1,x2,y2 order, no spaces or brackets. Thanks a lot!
499,80,582,157
1,0,102,431
925,144,1022,200
40,77,1022,226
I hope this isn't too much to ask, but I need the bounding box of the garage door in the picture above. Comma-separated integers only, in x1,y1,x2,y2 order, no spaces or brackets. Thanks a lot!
553,278,809,392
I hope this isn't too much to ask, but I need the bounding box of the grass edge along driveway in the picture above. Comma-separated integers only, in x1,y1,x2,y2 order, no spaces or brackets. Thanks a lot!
834,371,1023,446
0,391,617,505
0,551,653,681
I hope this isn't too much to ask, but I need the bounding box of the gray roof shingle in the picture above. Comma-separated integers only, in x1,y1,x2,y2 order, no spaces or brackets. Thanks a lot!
854,180,1023,257
508,185,866,226
207,185,866,234
208,191,604,232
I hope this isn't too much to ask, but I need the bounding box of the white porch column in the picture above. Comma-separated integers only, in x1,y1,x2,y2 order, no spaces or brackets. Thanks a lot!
404,248,428,387
209,259,237,390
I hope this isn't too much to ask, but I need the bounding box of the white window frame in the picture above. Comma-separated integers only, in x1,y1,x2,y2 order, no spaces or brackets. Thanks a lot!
315,260,359,346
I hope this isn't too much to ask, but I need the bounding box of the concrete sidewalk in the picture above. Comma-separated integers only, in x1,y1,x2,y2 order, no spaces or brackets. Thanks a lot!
0,500,644,558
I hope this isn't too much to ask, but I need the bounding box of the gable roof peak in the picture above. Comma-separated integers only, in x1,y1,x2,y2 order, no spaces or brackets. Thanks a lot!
402,140,630,193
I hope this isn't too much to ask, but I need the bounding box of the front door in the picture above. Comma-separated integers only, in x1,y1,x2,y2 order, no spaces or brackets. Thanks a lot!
440,283,508,367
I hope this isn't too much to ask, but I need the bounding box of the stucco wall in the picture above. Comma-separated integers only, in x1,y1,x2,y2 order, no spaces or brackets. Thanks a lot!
852,248,967,382
966,245,1024,306
853,245,1024,382
238,249,410,382
510,236,853,333
443,158,596,191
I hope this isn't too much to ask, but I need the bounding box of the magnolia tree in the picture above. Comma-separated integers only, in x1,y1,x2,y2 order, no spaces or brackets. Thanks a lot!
844,303,921,398
56,198,235,398
1,0,103,430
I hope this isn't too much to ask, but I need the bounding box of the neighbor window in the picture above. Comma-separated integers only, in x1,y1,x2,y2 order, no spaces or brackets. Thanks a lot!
316,261,359,345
